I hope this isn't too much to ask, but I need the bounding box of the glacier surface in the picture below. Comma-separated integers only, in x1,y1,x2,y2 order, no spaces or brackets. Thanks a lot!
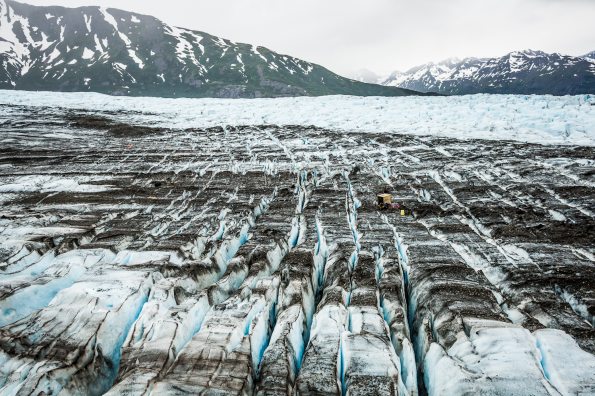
1,90,594,146
0,91,594,395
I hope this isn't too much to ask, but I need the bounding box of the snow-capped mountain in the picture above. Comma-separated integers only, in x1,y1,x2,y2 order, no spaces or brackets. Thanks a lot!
0,0,417,98
382,50,595,95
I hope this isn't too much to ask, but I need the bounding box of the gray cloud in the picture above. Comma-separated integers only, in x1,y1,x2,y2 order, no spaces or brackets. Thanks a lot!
22,0,595,76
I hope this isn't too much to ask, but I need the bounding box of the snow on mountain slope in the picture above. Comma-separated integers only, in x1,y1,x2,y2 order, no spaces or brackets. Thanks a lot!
0,0,417,98
583,50,595,62
383,50,595,95
2,89,594,146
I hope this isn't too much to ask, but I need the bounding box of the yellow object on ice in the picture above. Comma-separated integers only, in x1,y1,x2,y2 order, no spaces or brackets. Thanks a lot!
377,193,392,205
400,209,405,216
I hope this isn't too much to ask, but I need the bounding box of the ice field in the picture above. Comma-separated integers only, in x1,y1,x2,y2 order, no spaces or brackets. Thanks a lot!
0,91,594,395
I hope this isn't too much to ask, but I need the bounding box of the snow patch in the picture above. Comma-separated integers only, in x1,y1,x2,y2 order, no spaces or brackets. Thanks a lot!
83,14,92,32
81,47,94,60
98,7,144,69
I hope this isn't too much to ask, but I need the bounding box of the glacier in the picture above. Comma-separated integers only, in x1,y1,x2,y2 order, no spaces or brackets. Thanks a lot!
1,90,594,146
0,90,594,395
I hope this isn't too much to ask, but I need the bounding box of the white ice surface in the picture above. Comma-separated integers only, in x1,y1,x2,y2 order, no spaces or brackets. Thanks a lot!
1,90,594,146
423,320,595,396
0,249,116,327
0,175,112,193
534,329,595,395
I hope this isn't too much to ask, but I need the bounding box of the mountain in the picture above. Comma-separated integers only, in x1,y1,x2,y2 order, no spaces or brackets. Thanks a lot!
347,68,383,84
0,0,420,98
583,51,595,62
382,50,595,95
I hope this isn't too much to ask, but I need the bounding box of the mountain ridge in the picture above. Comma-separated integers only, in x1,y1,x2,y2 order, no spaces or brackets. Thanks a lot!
0,0,421,98
380,49,595,95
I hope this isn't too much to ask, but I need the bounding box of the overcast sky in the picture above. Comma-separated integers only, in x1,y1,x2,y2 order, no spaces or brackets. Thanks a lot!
24,0,595,76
